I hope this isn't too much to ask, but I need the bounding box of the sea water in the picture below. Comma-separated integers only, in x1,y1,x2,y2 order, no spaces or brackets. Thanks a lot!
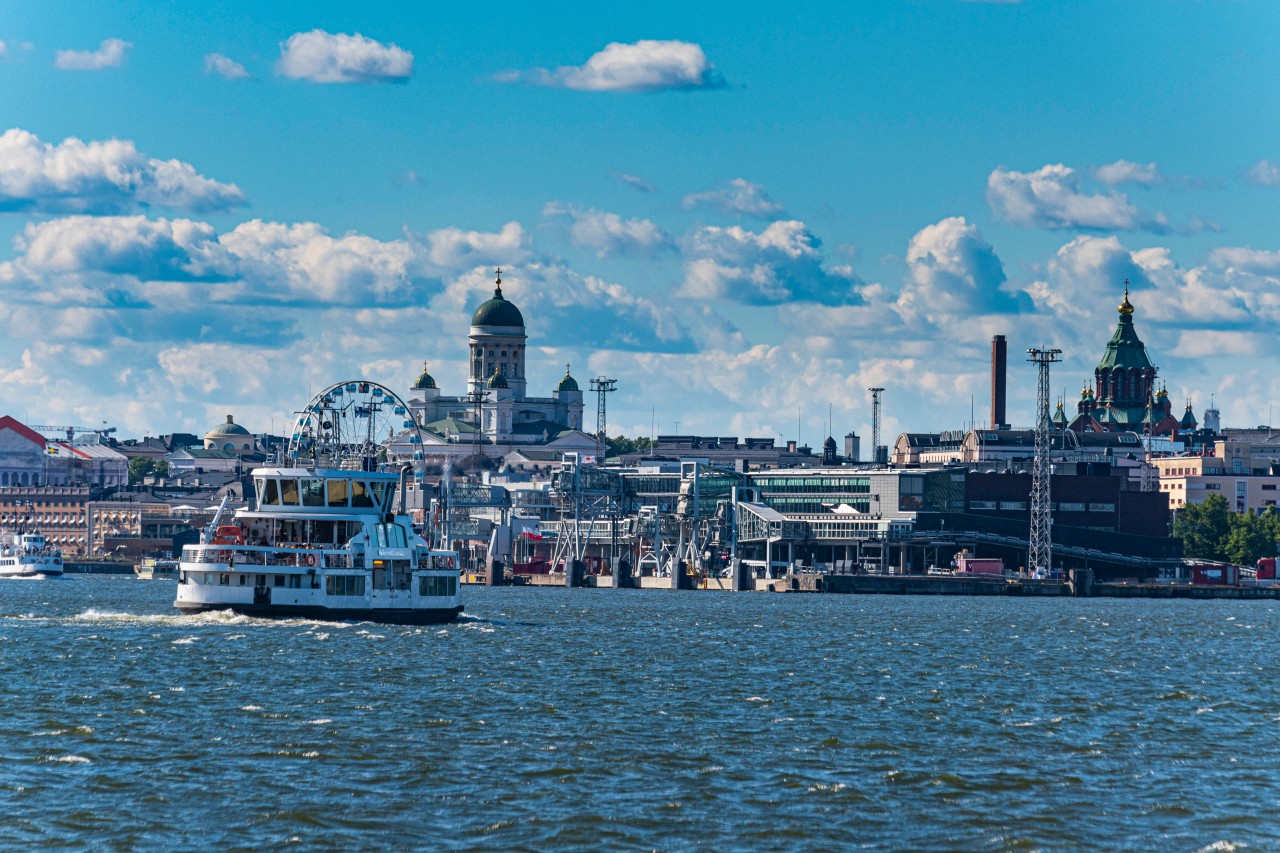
1,577,1276,851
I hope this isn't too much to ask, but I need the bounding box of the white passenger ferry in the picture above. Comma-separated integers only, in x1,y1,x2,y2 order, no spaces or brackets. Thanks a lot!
0,531,64,578
175,466,462,623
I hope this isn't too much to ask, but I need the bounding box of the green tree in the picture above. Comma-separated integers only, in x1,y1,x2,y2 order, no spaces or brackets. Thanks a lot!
607,435,654,456
1172,493,1231,561
128,457,170,485
1224,511,1273,566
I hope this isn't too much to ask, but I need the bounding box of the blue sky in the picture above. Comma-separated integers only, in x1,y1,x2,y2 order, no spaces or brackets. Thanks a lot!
1,1,1277,445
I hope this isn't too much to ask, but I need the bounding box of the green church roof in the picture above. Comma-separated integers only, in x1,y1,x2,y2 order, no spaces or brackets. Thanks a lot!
1096,287,1154,372
471,271,525,328
557,364,579,393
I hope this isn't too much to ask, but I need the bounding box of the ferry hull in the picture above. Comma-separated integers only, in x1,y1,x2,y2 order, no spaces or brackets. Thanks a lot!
175,601,464,625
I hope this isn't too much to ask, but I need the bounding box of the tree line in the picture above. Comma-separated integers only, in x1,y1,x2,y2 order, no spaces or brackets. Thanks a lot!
1172,494,1280,566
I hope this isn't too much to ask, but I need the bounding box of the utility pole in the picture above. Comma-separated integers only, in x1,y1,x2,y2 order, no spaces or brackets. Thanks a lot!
868,388,885,465
589,376,617,463
1027,348,1062,576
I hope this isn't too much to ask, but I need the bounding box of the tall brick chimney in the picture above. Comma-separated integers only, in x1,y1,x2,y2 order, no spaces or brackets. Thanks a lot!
991,334,1008,429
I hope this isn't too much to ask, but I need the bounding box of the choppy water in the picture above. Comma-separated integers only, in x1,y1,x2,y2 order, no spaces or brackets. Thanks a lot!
1,578,1276,851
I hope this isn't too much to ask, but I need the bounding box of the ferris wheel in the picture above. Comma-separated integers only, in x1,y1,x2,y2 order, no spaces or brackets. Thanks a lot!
286,380,424,471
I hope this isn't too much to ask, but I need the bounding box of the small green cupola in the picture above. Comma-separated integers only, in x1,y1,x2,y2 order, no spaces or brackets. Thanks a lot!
412,360,437,390
557,364,579,393
486,366,509,389
1052,398,1068,426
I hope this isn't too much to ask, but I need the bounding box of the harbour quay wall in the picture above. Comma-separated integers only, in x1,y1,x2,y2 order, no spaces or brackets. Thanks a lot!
815,574,1068,596
1093,582,1280,600
64,561,135,575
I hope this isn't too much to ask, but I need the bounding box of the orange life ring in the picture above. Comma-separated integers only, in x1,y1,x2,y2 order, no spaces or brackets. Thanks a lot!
305,554,315,567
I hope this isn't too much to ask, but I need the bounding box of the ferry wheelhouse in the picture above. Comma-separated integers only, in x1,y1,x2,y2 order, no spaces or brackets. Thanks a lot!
0,531,64,578
174,465,462,624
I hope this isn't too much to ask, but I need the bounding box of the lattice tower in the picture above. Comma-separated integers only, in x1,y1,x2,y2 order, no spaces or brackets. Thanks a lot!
589,376,617,462
1027,348,1061,574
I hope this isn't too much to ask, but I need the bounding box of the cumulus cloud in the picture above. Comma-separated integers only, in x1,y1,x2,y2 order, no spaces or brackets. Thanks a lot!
276,30,412,84
543,202,671,258
898,216,1020,321
0,215,422,307
204,53,250,79
682,178,784,220
0,128,247,215
497,40,724,92
679,220,858,305
1245,159,1280,187
1207,247,1280,275
986,164,1168,231
55,38,130,71
1020,235,1149,319
414,221,529,270
1092,160,1161,186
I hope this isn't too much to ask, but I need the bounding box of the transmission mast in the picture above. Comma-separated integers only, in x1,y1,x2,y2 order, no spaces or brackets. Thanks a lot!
1026,348,1062,575
589,376,617,463
868,387,885,465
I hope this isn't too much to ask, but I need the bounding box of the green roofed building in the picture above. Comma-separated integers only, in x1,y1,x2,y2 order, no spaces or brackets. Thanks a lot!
1069,282,1193,437
403,269,595,462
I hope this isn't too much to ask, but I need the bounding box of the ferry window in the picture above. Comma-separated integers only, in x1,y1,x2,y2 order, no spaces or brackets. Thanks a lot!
351,481,374,508
326,575,366,595
239,574,247,586
262,479,280,505
274,575,285,587
280,479,301,505
288,575,302,589
327,479,350,507
302,479,325,507
419,575,458,597
370,481,389,510
219,573,230,585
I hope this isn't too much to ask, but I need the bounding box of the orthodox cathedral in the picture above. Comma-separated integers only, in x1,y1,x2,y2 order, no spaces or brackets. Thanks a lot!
404,272,593,457
1056,282,1198,437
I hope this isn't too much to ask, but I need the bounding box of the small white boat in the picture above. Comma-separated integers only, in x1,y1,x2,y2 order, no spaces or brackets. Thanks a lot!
135,558,179,579
0,531,64,578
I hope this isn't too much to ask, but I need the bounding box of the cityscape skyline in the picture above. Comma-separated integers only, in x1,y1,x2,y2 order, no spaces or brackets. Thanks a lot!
1,1,1277,443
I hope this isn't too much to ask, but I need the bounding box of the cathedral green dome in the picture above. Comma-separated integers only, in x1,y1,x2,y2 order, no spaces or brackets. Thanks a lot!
412,361,437,390
486,368,509,389
471,272,524,328
557,365,579,393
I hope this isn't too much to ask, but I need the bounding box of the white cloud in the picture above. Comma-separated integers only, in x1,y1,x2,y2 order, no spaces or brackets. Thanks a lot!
682,178,783,219
416,221,529,270
543,203,671,257
1092,160,1161,186
898,216,1018,322
613,172,656,193
0,128,247,215
1245,159,1280,187
679,220,857,305
204,53,250,79
276,30,412,84
1207,247,1280,275
986,164,1168,231
54,38,130,71
1020,235,1148,319
497,40,724,93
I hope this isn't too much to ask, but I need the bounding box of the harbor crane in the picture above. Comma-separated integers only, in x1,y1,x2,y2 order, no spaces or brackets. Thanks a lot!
29,424,117,443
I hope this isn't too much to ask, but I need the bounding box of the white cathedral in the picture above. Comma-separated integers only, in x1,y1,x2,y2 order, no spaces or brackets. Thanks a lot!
402,272,597,463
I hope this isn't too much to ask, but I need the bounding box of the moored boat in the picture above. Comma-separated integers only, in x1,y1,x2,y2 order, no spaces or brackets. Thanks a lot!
0,531,64,578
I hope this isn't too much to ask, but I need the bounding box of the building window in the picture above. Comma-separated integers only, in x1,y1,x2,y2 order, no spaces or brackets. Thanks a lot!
968,500,997,510
1088,503,1117,512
